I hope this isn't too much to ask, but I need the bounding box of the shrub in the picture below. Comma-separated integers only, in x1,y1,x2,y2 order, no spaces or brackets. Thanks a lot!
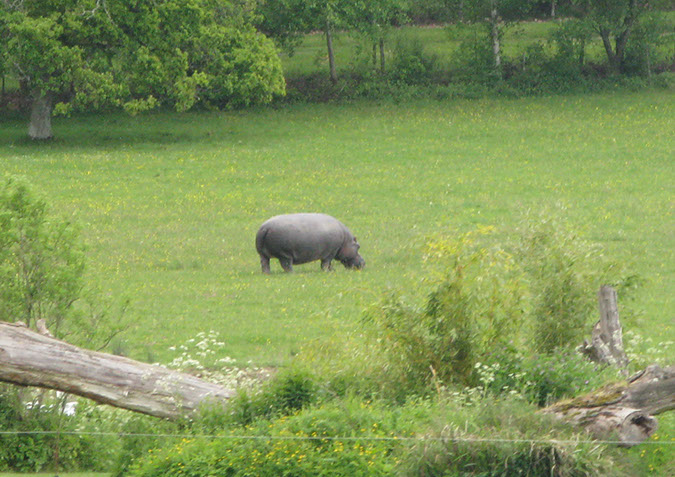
475,350,622,407
219,368,320,428
128,399,407,477
361,227,527,394
449,23,500,85
126,397,634,477
0,175,84,333
305,212,634,402
388,36,438,85
399,396,632,477
549,18,593,71
622,12,673,77
0,386,119,472
516,210,608,354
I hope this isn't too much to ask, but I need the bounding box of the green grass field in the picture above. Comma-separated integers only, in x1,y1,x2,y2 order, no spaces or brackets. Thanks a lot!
0,474,108,477
1,90,672,369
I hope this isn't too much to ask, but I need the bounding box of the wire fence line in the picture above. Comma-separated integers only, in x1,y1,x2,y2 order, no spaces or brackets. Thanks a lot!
0,430,671,446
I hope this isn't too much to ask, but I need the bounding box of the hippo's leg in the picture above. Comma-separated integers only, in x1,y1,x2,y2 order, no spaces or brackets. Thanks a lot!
260,255,271,274
279,258,293,273
321,258,333,271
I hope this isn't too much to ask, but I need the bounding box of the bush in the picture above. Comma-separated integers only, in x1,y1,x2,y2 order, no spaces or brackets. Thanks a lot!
0,175,84,333
127,396,633,477
475,350,622,407
358,227,527,395
516,211,608,354
399,396,632,476
0,386,119,472
388,36,438,85
217,368,320,428
622,12,673,77
128,399,407,477
449,23,500,85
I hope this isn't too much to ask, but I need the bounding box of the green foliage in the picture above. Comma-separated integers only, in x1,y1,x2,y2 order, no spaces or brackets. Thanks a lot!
0,386,118,473
399,396,630,476
569,0,672,73
190,25,286,109
127,397,633,476
550,18,593,69
327,214,632,400
360,227,526,394
111,414,181,477
128,399,405,476
475,350,622,407
1,0,286,138
0,175,84,332
224,369,320,427
622,11,674,76
450,23,500,84
387,35,439,84
516,210,613,354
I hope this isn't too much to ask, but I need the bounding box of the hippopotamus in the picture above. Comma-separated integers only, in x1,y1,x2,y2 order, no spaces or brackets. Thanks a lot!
256,213,365,273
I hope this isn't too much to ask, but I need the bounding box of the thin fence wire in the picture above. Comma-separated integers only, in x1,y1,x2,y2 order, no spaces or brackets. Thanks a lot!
0,430,671,446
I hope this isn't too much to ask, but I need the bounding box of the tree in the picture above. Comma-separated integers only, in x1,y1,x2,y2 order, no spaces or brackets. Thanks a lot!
0,0,285,140
344,0,408,73
0,176,84,334
257,0,349,84
462,0,534,76
570,0,668,73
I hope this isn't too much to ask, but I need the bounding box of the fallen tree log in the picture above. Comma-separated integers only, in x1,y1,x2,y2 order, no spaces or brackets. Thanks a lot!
543,364,674,446
0,321,234,419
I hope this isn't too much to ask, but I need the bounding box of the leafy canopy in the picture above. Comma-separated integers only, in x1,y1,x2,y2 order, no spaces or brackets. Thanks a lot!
0,0,285,115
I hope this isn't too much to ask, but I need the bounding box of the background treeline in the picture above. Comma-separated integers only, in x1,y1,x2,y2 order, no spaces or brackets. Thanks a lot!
1,0,673,126
257,0,673,101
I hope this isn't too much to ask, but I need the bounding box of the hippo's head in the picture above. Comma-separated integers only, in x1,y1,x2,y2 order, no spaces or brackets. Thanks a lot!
338,236,365,270
343,253,365,270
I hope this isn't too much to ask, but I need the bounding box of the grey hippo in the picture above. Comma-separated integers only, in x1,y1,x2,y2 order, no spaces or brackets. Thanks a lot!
256,213,365,273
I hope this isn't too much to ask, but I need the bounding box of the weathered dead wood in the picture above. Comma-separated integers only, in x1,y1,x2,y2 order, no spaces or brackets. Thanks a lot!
578,285,629,372
0,321,234,419
544,365,674,446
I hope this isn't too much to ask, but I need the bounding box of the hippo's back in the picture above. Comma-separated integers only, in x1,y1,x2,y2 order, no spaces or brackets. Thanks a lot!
256,213,347,264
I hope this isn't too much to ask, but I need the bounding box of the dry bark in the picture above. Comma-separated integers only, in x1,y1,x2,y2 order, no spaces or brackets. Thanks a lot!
544,365,674,446
578,285,629,372
0,321,233,419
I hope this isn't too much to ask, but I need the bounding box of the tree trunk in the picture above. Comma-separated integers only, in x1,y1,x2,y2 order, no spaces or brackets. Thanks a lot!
490,3,502,74
0,322,234,419
578,37,586,67
578,286,629,372
544,365,674,446
599,28,620,73
29,90,54,140
551,0,556,18
325,21,338,84
379,38,385,73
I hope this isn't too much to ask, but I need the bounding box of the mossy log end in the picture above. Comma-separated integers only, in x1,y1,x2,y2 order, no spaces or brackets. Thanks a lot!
544,365,674,446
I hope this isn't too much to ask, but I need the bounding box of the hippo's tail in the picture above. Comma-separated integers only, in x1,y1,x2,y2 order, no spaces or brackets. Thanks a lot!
255,226,269,256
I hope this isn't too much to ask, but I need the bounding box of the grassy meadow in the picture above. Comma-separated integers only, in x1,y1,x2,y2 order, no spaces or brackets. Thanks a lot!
1,89,672,369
